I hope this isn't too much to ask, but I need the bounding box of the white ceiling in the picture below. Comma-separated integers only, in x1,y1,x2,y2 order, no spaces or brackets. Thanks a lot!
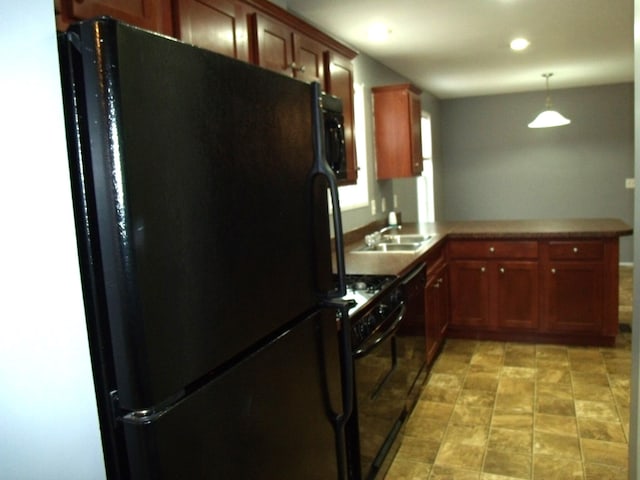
286,0,634,99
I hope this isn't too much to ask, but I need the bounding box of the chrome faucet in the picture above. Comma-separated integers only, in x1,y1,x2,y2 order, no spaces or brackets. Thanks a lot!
378,225,402,235
364,225,402,247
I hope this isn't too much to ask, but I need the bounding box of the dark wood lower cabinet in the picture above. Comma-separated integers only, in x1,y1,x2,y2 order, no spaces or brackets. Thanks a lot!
446,238,619,346
425,254,448,365
448,260,490,329
542,261,603,334
494,261,539,331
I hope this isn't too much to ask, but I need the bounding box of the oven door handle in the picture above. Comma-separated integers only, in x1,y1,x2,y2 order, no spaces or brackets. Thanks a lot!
353,302,406,358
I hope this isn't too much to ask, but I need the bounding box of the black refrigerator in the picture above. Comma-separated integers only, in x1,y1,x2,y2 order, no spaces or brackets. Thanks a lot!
58,17,352,479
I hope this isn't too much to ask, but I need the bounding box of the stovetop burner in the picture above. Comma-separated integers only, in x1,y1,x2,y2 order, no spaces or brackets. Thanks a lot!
341,274,397,318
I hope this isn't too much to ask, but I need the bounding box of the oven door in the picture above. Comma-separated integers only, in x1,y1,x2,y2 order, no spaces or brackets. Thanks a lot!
350,302,407,480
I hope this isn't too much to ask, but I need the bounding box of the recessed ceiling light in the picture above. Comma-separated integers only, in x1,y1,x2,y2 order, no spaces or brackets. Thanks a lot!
510,37,530,51
368,23,391,42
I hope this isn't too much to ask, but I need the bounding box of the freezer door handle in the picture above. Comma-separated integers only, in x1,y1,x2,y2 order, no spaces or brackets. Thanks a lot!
311,82,347,298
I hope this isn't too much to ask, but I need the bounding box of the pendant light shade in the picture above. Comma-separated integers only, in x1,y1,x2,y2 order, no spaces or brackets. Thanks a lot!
528,73,571,128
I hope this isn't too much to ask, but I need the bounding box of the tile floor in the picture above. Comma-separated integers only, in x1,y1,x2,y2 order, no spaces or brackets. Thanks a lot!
385,265,633,480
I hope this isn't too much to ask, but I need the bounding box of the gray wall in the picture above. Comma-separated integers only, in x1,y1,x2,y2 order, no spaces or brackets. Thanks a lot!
0,2,107,478
441,83,634,262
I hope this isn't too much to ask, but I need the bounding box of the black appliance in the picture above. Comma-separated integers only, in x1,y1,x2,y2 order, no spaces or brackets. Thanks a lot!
322,93,347,180
345,266,427,480
58,18,353,479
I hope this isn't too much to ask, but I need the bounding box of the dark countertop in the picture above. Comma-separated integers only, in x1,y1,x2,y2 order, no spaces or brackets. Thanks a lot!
343,218,633,277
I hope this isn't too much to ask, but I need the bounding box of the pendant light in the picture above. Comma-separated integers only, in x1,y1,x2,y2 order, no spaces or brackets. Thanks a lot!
528,73,571,128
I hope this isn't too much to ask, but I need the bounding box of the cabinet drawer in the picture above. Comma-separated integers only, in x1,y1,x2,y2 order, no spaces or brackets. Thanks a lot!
448,240,538,259
547,241,603,260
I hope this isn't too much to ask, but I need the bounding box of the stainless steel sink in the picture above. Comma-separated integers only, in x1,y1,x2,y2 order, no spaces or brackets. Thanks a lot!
353,242,424,253
380,234,432,244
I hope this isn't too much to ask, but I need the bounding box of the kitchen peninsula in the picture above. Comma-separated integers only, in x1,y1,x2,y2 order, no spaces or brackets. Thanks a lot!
344,218,632,354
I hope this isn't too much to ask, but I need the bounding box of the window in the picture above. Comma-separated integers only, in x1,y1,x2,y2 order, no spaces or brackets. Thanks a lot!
337,82,368,210
417,114,435,222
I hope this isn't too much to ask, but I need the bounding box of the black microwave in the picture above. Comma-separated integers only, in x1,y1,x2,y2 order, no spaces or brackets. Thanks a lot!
321,93,347,180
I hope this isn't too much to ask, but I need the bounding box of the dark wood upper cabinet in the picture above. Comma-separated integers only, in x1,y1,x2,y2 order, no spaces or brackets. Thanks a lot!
55,0,358,183
56,0,172,34
174,0,249,61
292,33,325,85
249,12,325,84
372,83,423,179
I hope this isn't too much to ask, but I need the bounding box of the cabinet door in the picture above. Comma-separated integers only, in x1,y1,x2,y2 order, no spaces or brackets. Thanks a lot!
324,51,357,184
425,263,448,365
372,84,422,179
250,13,294,77
544,262,604,334
67,0,166,32
494,261,538,330
449,260,490,329
292,33,325,84
175,0,249,61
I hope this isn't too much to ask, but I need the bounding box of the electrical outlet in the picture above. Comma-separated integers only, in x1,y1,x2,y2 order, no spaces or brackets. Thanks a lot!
370,199,376,215
381,197,387,213
393,194,398,209
625,178,635,189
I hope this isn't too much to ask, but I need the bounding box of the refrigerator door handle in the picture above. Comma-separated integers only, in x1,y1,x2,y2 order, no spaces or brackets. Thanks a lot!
310,82,347,298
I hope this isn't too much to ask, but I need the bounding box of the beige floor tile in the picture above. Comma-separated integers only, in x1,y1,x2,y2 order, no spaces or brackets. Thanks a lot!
572,382,614,402
470,353,504,368
463,372,500,392
483,448,531,479
571,370,610,386
536,366,571,384
387,316,631,480
574,399,620,422
501,366,536,380
581,438,629,469
435,442,485,471
430,465,481,479
491,412,533,430
423,384,463,404
384,458,432,480
584,462,628,480
494,392,534,414
403,418,448,442
443,425,490,447
605,358,631,376
536,393,575,416
487,427,532,455
535,413,578,436
480,474,525,480
533,431,581,460
533,454,584,479
415,401,455,426
577,417,627,443
457,389,496,409
475,342,505,355
393,435,441,464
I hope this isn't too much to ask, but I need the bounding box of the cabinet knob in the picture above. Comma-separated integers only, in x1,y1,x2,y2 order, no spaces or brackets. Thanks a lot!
480,267,486,273
489,246,495,253
551,268,556,274
573,247,579,253
499,267,505,274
